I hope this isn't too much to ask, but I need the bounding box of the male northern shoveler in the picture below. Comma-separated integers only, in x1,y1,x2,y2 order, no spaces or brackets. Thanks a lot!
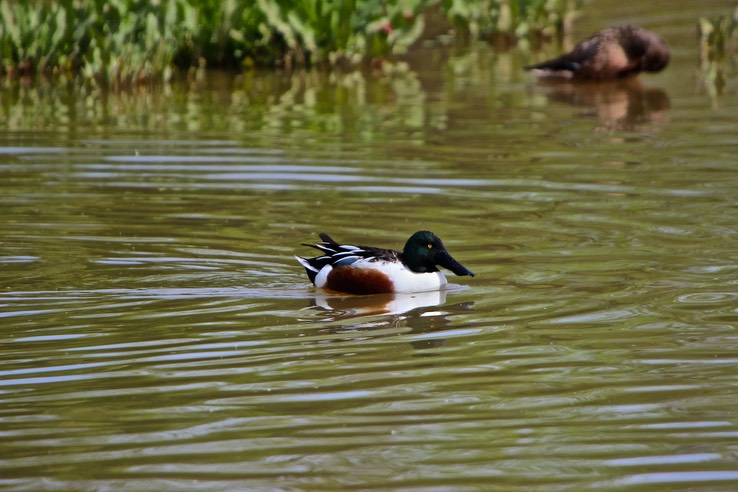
526,25,670,80
296,230,475,295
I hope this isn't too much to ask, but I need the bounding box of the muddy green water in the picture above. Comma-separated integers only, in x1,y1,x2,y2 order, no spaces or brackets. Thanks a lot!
2,2,738,491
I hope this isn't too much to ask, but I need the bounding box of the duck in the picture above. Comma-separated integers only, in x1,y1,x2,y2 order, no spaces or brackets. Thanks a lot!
525,25,670,80
296,230,475,295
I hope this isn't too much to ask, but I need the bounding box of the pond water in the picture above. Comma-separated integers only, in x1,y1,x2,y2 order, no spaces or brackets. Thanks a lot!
2,1,738,490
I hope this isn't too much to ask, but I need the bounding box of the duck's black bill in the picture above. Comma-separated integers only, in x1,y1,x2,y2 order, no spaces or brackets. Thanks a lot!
438,251,475,277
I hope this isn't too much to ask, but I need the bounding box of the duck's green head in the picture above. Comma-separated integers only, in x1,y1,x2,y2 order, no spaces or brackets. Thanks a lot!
402,230,475,277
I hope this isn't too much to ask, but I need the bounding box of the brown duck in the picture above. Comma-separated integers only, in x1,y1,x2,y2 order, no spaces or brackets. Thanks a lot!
526,25,670,80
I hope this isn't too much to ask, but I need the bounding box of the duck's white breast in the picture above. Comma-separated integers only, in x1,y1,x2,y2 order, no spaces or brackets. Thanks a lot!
376,261,447,292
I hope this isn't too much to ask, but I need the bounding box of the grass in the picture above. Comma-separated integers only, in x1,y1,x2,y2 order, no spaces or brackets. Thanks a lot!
0,0,580,86
698,9,738,98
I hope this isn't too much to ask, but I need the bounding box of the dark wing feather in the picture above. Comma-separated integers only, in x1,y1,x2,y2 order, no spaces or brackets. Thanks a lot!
526,34,602,73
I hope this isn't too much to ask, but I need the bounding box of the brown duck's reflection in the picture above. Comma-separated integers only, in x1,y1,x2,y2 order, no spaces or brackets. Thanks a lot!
304,289,474,349
534,78,670,132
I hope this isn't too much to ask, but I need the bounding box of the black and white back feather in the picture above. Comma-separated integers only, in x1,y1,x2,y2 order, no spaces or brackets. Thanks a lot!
296,233,399,285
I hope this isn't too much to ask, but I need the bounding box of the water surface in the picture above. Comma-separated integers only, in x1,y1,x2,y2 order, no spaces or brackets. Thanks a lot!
2,1,738,490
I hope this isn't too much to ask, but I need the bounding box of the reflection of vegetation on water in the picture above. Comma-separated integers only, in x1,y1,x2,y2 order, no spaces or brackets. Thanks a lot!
0,44,526,141
697,10,738,100
0,68,411,135
0,36,666,142
0,0,579,85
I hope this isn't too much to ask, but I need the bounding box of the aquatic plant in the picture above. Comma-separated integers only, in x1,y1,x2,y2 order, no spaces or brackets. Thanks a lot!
444,0,579,47
0,0,196,85
0,0,580,85
698,9,738,98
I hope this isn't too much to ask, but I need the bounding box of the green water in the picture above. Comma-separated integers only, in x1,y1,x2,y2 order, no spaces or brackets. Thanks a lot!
2,2,738,490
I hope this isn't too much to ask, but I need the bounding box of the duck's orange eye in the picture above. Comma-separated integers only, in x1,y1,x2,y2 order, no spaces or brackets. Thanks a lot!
427,243,433,249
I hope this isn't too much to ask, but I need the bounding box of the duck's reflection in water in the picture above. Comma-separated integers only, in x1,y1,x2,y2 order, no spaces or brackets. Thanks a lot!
302,289,474,349
311,289,447,318
534,78,670,132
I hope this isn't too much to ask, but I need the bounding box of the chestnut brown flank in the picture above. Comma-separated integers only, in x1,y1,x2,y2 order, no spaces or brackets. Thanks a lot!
326,267,394,295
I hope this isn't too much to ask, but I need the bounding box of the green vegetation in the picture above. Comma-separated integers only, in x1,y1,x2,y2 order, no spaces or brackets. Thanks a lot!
698,9,738,98
0,0,579,86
